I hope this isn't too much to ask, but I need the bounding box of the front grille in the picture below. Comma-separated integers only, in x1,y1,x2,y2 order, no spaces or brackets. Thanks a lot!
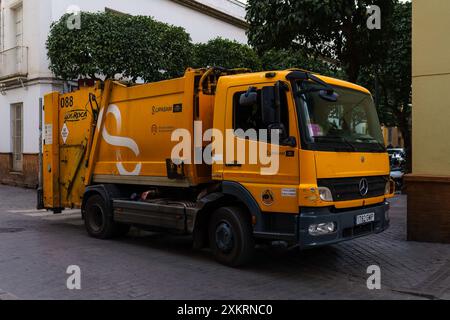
318,176,388,202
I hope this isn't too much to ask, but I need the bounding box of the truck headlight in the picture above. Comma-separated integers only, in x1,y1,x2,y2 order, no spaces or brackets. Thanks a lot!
385,180,395,195
309,222,336,236
385,182,390,195
318,187,333,202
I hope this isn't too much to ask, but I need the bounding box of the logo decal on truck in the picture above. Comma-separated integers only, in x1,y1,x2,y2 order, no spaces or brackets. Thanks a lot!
98,104,142,176
152,103,183,115
359,178,369,196
262,189,275,206
64,109,88,122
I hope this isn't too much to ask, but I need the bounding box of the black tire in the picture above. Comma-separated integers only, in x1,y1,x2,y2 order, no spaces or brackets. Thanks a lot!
208,206,255,267
84,194,130,239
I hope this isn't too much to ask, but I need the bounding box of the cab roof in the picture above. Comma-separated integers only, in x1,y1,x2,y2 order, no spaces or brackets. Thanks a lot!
218,70,371,95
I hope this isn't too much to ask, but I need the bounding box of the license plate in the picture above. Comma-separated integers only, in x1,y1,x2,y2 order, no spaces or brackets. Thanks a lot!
356,212,375,225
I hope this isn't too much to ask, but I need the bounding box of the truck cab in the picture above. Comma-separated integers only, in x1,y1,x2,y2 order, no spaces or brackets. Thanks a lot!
211,70,393,252
40,68,394,267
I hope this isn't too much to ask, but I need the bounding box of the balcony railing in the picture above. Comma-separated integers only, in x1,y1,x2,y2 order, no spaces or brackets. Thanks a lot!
0,46,28,81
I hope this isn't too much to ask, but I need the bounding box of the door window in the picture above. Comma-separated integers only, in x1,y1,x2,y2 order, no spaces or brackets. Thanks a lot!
232,87,289,142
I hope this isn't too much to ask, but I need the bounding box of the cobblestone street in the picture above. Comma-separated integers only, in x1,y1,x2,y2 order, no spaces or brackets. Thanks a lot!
0,185,449,300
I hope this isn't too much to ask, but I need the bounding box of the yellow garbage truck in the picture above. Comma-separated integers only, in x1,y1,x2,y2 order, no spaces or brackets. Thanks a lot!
39,67,394,266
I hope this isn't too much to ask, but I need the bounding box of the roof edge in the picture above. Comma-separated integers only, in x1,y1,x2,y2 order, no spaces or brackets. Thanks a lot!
169,0,248,30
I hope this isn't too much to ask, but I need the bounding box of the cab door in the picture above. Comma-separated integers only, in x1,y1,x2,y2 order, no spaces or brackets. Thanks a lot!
222,83,300,214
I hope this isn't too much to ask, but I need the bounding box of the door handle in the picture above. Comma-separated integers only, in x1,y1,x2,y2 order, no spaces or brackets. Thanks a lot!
225,162,242,168
285,150,295,157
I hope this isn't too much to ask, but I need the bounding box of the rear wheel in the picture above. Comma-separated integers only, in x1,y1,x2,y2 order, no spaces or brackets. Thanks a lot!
208,207,255,267
84,194,130,239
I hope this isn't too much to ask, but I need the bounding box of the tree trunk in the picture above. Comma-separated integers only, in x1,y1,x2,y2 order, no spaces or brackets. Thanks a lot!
346,63,360,84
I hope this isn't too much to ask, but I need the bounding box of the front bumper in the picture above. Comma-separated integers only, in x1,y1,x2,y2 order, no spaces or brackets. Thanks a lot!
298,202,390,249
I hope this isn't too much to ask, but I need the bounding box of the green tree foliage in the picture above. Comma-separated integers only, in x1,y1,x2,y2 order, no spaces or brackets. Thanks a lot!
47,12,343,82
246,0,396,83
157,23,194,80
247,0,413,171
192,37,262,71
360,2,412,170
46,12,193,82
260,49,345,78
192,38,340,77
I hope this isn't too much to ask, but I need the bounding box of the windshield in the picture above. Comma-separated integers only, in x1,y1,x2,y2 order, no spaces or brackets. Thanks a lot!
294,81,386,153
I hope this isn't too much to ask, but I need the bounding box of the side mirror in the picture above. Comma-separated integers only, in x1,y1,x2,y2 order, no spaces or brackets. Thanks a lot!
239,87,258,107
261,86,277,125
262,81,288,125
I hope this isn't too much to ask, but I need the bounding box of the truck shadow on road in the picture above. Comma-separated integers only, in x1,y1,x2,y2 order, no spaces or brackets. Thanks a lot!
117,228,349,275
47,219,353,279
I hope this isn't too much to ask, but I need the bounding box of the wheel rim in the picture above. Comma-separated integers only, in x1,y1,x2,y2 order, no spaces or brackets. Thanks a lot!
215,221,234,253
89,205,104,233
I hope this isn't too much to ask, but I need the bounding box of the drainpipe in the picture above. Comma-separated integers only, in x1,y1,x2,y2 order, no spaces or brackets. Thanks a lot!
37,97,44,210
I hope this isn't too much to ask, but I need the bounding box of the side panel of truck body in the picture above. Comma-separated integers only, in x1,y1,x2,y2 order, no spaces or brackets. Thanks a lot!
43,69,213,209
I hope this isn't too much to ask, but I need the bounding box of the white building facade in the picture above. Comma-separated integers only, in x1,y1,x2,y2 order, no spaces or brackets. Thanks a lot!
0,0,247,187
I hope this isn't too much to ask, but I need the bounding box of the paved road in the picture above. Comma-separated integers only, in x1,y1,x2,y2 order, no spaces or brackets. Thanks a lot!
0,185,449,300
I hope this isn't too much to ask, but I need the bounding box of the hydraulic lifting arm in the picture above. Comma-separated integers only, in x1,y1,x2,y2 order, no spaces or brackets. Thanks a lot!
84,80,113,186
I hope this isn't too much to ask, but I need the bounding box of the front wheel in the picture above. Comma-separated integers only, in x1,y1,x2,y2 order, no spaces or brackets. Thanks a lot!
208,207,255,267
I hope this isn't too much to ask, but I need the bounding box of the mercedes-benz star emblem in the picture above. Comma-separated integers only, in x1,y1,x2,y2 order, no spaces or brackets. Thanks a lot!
359,178,369,196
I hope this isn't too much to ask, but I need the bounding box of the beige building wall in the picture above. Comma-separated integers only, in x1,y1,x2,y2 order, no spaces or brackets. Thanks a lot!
407,0,450,244
412,0,450,176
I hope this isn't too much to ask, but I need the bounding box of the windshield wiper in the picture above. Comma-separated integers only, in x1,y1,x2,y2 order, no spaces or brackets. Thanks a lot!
292,72,339,102
355,137,386,151
297,87,339,103
297,87,330,95
312,136,358,151
291,72,334,93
